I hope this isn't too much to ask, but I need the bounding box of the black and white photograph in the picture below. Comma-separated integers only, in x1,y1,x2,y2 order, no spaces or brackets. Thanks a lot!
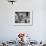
14,11,32,26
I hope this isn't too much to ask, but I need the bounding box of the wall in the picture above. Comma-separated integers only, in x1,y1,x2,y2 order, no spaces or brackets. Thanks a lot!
0,0,46,41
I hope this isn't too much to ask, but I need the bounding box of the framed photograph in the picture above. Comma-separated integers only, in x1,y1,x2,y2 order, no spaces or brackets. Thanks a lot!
14,11,33,26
